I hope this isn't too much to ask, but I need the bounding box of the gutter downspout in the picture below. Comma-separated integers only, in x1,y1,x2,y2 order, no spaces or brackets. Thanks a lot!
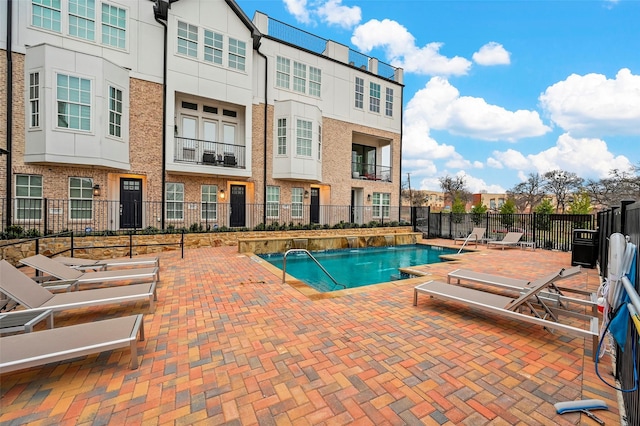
5,0,13,229
153,3,169,230
257,47,268,225
398,86,404,219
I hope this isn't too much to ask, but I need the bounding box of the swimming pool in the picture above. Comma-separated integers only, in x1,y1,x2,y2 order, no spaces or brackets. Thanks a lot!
259,244,460,292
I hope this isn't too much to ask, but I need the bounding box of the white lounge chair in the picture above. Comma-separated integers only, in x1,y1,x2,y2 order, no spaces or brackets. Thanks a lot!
454,228,486,247
54,256,159,272
0,314,145,373
487,232,523,250
20,254,159,289
0,260,157,314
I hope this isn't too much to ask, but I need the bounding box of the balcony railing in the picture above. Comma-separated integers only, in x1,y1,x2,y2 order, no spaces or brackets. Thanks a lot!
174,137,246,168
351,162,392,182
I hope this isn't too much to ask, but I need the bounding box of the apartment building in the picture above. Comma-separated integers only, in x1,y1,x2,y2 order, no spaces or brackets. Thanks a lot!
0,0,403,232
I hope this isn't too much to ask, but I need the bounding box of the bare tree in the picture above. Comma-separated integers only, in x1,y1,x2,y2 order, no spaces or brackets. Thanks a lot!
438,175,471,206
507,173,546,213
586,166,640,209
543,170,583,213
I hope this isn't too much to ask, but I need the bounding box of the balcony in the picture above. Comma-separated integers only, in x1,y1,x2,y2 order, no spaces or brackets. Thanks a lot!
351,162,391,182
174,137,246,169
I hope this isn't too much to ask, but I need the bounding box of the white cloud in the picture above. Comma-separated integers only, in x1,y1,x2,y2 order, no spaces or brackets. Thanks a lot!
472,42,511,66
493,133,633,181
486,157,503,169
351,19,472,76
458,172,506,193
539,68,640,136
283,0,311,24
408,77,551,141
316,0,361,29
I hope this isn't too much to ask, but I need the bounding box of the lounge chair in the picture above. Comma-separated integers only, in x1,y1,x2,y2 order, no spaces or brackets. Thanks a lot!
447,267,598,315
0,260,157,314
54,255,159,272
454,228,486,247
487,232,523,250
20,254,159,289
413,270,599,360
0,314,144,373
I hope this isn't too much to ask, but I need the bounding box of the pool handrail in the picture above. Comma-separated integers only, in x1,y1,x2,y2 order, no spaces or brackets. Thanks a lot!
282,249,346,290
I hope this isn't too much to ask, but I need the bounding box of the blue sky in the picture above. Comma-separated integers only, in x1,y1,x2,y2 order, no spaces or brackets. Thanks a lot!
236,0,640,193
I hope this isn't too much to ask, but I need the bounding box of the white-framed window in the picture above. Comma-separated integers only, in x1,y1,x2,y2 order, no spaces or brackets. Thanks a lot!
369,82,381,113
108,85,122,138
69,177,93,220
277,118,287,155
228,38,246,71
32,0,62,32
101,3,126,49
266,186,280,218
15,175,43,221
68,0,95,41
276,56,290,89
201,185,217,221
309,66,321,97
166,183,184,220
296,119,312,157
355,77,364,109
57,73,91,131
292,188,303,219
204,30,223,65
29,72,40,128
372,192,390,219
177,21,198,58
293,62,306,93
385,87,393,117
318,125,322,160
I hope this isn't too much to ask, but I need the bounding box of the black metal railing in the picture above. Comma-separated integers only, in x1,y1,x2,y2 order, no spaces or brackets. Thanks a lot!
174,137,245,168
351,162,392,182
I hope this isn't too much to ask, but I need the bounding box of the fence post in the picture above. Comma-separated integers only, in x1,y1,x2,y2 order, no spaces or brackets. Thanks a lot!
129,233,133,258
181,230,184,258
533,212,537,244
70,231,74,257
620,200,635,234
44,198,48,235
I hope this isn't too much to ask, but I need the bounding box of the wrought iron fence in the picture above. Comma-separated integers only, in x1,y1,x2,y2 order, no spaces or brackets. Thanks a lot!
174,137,245,168
0,198,412,237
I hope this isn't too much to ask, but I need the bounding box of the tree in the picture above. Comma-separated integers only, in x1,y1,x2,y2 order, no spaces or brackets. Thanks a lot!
507,173,546,213
534,198,554,231
543,170,583,213
499,198,516,229
470,202,488,225
451,196,466,223
585,166,640,209
439,175,471,207
567,190,592,214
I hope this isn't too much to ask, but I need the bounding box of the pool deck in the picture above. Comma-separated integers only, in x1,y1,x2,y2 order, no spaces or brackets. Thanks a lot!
0,238,622,425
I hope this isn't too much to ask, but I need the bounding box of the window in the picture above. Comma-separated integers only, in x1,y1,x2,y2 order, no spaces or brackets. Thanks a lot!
29,72,40,128
177,21,198,58
108,86,122,137
101,3,126,49
69,177,93,220
309,66,321,97
355,77,364,109
372,192,390,219
266,186,280,218
204,30,223,65
68,0,95,41
292,188,303,219
32,0,61,32
166,183,184,220
385,87,393,117
201,185,217,221
228,38,246,71
276,57,290,89
369,82,381,113
57,73,91,131
296,119,312,157
277,118,287,155
15,175,43,220
293,62,306,93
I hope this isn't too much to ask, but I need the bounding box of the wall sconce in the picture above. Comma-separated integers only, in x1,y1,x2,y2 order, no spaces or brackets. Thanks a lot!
304,190,310,198
92,184,101,197
367,194,372,202
219,189,225,200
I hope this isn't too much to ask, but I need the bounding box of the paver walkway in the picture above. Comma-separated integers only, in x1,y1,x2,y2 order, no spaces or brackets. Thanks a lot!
0,240,621,425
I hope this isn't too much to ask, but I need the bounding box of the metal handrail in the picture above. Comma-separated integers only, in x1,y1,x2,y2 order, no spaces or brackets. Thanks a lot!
282,249,345,289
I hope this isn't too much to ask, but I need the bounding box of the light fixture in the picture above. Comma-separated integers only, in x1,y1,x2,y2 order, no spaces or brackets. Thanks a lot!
92,184,101,197
304,190,310,198
367,194,371,202
219,189,225,200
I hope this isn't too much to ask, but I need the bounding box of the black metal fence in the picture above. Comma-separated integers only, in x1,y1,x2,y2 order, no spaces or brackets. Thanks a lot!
418,210,595,252
597,200,639,426
0,198,413,238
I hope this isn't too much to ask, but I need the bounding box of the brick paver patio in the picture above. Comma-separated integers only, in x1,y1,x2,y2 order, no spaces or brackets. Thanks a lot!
0,239,621,425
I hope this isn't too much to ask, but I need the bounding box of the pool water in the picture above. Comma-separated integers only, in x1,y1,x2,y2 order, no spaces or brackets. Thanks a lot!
259,244,460,292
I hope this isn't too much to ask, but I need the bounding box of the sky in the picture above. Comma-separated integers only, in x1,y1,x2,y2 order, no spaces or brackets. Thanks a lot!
236,0,640,193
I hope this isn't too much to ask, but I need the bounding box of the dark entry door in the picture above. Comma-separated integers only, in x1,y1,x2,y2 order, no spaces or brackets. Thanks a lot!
230,185,246,227
310,188,320,224
120,178,143,229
